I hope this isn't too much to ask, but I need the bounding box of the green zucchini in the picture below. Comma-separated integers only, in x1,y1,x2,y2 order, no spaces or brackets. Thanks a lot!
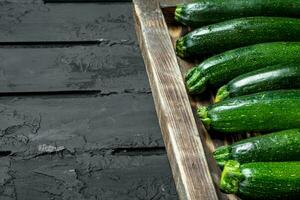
220,160,300,199
185,42,300,94
198,90,300,133
176,17,300,58
215,63,300,102
214,129,300,167
175,0,300,27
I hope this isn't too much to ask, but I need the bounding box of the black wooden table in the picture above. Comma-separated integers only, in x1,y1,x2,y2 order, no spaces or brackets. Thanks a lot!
0,0,177,199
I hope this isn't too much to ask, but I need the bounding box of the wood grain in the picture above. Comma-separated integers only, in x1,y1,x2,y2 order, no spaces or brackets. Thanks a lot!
133,0,219,199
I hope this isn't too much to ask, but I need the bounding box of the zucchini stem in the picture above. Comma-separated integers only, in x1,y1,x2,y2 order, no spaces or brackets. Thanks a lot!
215,85,230,103
174,4,183,23
213,146,232,167
197,106,211,129
220,160,244,194
176,38,187,58
185,67,207,94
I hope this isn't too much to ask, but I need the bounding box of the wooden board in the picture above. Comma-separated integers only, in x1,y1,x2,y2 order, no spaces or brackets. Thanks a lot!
133,0,246,199
0,45,148,93
0,93,164,157
0,93,176,200
0,1,135,42
9,154,176,200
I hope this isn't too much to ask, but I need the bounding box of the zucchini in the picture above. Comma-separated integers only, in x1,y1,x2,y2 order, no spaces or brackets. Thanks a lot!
185,42,300,94
215,63,300,102
214,129,300,167
176,17,300,58
175,0,300,27
198,90,300,133
220,160,300,199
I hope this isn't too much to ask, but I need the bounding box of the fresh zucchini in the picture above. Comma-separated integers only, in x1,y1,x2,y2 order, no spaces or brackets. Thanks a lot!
214,129,300,167
215,63,300,102
198,90,300,133
175,0,300,27
220,160,300,199
185,42,300,94
176,17,300,58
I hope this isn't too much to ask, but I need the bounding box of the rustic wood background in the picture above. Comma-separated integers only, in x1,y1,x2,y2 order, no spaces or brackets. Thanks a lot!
0,0,178,199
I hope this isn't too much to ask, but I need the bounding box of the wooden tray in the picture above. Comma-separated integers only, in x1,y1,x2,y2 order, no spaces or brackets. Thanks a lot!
133,1,248,199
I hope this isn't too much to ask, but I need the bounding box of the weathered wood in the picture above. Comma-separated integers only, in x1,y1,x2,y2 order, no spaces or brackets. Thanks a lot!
133,1,219,200
0,1,135,42
0,93,164,157
7,154,177,200
0,45,148,93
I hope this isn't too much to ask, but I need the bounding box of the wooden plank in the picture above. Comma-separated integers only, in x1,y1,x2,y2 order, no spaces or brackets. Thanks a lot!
8,154,177,200
0,45,149,93
0,1,135,42
0,93,164,157
77,154,177,200
133,1,218,200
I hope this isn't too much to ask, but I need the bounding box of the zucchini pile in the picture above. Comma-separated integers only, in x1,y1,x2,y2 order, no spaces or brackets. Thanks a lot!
175,0,300,199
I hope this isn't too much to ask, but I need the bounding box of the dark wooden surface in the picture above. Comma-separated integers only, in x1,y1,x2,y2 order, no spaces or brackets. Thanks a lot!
0,0,134,42
0,0,178,199
0,45,148,93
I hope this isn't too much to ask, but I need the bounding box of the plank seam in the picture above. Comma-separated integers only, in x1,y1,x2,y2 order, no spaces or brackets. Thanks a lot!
0,40,137,48
0,89,152,98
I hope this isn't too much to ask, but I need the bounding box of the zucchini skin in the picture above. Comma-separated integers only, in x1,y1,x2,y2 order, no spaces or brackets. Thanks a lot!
185,42,300,94
176,17,300,58
215,63,300,102
214,129,300,167
175,0,300,27
220,160,300,199
198,90,300,133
